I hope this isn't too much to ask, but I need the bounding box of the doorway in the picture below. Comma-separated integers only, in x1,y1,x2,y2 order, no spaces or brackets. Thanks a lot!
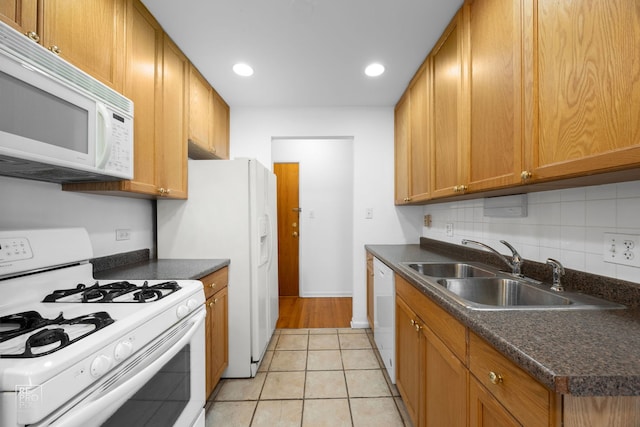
274,162,300,297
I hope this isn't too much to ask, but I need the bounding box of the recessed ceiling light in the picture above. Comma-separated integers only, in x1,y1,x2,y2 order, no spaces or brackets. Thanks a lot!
365,63,385,77
233,63,254,77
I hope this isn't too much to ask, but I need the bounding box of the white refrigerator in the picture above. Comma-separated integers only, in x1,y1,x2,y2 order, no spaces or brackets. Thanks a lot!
157,159,278,378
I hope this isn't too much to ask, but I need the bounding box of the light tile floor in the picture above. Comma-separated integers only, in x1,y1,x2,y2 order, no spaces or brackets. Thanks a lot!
205,328,412,427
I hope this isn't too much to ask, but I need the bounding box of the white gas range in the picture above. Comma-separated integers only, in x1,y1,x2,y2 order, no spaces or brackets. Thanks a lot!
0,228,206,427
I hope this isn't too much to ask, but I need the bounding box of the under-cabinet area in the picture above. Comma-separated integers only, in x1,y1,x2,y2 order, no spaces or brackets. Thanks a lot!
395,0,640,205
366,246,640,427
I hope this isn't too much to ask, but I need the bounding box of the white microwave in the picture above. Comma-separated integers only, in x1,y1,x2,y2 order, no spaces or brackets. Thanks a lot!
0,20,133,183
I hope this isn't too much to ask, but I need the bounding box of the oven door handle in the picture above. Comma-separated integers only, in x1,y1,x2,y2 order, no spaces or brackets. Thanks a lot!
49,310,206,427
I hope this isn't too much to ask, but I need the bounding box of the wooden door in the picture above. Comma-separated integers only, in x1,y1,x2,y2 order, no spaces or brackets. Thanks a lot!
211,90,230,159
274,163,300,297
409,63,431,202
466,0,524,191
188,65,212,151
0,0,37,34
210,286,228,390
158,35,188,198
430,11,465,199
40,0,126,92
469,376,521,427
396,295,421,427
530,0,640,181
394,93,411,204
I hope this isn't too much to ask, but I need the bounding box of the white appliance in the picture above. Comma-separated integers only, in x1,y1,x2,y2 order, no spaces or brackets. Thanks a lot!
373,257,396,383
0,20,133,183
0,228,206,427
157,159,279,378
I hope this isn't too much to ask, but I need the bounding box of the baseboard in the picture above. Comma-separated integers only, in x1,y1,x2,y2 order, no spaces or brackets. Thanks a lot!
350,319,369,329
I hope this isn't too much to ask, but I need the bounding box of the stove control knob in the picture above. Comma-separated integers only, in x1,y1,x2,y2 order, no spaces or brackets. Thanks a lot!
176,304,189,319
187,299,199,311
90,354,112,378
114,341,133,361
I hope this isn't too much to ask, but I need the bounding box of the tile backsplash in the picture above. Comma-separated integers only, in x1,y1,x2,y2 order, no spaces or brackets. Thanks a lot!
422,180,640,283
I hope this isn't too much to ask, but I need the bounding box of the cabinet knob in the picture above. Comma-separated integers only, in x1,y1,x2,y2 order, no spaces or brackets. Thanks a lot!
453,185,459,192
48,45,61,55
414,322,421,332
208,301,214,308
488,371,503,385
209,283,216,289
459,185,468,192
292,231,298,237
521,171,532,181
158,188,171,196
25,31,40,43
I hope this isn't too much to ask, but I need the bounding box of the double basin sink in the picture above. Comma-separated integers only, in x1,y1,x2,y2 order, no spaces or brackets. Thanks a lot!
401,262,625,311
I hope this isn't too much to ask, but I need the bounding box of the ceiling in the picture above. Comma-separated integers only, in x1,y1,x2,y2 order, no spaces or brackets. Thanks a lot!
141,0,463,108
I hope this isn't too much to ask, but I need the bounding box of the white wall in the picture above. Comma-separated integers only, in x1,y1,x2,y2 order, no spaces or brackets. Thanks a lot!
0,176,155,258
231,107,423,327
272,138,354,297
422,181,640,283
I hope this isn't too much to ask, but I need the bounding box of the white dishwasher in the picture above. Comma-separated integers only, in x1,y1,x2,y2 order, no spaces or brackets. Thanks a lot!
373,257,395,383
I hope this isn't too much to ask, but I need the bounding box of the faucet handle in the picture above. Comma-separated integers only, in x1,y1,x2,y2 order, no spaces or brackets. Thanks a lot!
546,258,565,292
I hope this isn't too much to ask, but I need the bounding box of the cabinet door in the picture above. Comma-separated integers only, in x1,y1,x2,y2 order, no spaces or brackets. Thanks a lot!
158,35,188,199
122,0,161,195
394,93,411,204
430,11,465,199
396,296,421,426
210,286,228,391
211,89,230,160
366,253,374,329
530,0,640,180
466,0,524,191
409,63,431,202
422,325,467,427
40,0,126,92
188,65,213,153
0,0,37,35
205,294,215,398
469,376,522,427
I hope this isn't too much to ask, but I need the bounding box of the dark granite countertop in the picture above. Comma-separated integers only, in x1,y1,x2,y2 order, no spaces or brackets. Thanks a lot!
93,251,229,281
366,243,640,397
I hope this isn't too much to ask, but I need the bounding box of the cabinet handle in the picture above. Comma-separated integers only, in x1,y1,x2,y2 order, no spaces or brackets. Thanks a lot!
414,322,421,332
410,319,416,326
158,187,166,195
48,45,61,55
208,301,214,308
158,188,172,196
521,171,532,181
25,31,40,42
453,185,459,192
214,298,218,304
292,231,298,237
403,197,412,202
488,371,503,385
209,283,216,289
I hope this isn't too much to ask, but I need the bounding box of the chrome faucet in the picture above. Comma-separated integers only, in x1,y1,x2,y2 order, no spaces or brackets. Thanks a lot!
546,258,565,292
461,239,524,276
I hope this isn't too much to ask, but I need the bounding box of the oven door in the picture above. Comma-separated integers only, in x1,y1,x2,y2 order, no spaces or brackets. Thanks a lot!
35,308,205,427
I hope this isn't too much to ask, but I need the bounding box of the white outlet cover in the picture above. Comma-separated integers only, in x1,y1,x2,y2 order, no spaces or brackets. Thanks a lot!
603,232,640,267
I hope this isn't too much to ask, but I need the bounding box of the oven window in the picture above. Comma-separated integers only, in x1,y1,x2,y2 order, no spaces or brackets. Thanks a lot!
102,345,191,427
0,70,88,153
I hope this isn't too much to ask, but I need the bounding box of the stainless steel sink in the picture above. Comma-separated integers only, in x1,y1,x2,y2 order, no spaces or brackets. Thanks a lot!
403,262,496,278
435,277,626,311
437,278,571,307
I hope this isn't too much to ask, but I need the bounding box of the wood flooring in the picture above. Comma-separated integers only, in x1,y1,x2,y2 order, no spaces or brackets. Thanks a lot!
276,296,352,328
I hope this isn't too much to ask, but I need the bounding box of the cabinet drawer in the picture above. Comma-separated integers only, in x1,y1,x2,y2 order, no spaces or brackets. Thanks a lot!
395,275,466,361
201,266,229,300
469,332,550,427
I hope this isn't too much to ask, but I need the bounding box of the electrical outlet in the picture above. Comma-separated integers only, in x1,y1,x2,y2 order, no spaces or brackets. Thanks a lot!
424,214,432,227
366,208,373,219
116,229,131,241
603,233,640,267
446,223,454,237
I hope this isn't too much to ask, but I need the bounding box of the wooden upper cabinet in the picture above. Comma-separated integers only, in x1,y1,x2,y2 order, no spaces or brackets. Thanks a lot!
394,92,411,204
158,34,188,199
39,0,127,92
0,0,37,35
430,10,466,199
409,63,431,202
188,65,230,160
529,0,640,181
466,0,524,191
210,89,230,160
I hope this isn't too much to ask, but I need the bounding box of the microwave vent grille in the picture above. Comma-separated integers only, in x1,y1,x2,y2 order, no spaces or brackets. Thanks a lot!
0,155,120,183
0,21,133,116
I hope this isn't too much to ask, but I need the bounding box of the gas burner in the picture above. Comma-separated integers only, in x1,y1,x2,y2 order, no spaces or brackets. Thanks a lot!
0,311,114,358
42,281,181,303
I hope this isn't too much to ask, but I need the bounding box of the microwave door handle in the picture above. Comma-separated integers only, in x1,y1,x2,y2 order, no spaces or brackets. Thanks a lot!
48,311,205,427
95,103,112,169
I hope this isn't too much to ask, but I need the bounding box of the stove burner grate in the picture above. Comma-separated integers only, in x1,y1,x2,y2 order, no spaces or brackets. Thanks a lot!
0,311,115,358
42,281,181,303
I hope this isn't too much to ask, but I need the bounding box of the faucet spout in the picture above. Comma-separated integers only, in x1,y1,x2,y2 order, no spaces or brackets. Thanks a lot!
461,239,524,276
546,258,565,292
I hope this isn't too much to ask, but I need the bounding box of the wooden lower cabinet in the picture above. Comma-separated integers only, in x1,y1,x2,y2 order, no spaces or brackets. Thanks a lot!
469,375,522,427
366,252,374,329
396,275,467,427
200,267,229,398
